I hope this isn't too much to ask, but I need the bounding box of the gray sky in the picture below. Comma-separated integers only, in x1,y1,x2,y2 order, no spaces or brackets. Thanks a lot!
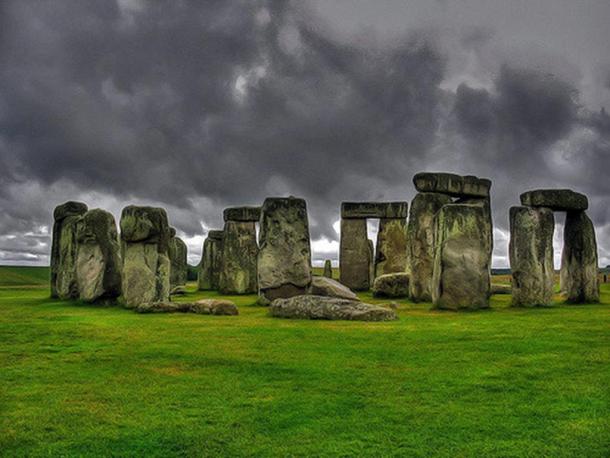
1,0,609,268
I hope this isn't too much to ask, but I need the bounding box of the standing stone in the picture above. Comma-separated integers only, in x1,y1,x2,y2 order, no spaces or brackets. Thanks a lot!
51,201,88,299
368,239,375,286
258,197,312,304
198,230,223,290
375,217,407,277
169,228,188,288
120,206,171,308
339,218,370,290
218,220,258,294
509,206,555,307
75,209,122,302
407,192,452,302
560,211,599,303
323,260,333,278
432,203,491,310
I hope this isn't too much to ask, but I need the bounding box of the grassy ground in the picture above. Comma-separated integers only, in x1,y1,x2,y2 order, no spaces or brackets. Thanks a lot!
0,267,608,457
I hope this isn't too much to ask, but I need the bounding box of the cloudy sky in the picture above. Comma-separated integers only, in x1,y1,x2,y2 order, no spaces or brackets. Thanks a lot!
1,0,609,268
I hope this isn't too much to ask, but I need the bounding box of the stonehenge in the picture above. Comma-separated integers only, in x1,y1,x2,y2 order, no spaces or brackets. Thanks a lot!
169,228,188,289
198,230,223,290
75,209,122,303
257,197,312,304
339,201,408,290
510,189,599,306
51,201,88,299
48,173,602,316
218,207,259,294
51,202,122,303
406,172,493,309
120,206,171,308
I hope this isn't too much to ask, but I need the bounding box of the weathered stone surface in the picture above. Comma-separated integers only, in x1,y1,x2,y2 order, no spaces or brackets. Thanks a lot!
341,202,408,219
169,231,188,288
310,276,358,300
407,192,452,302
120,206,171,308
218,221,258,294
509,206,555,307
372,272,409,298
190,299,239,315
223,206,261,222
269,295,398,321
258,197,312,304
135,299,238,315
339,218,370,291
198,230,223,290
432,204,491,310
560,211,599,303
368,239,375,285
490,284,511,295
75,209,122,302
323,260,333,278
520,189,588,211
51,201,88,299
414,172,491,198
375,218,407,277
170,286,187,296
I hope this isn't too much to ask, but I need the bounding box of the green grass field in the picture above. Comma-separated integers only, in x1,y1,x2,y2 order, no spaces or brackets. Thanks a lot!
0,266,608,457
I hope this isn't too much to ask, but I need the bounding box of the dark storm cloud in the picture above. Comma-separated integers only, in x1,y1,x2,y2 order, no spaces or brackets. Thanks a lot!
0,0,609,266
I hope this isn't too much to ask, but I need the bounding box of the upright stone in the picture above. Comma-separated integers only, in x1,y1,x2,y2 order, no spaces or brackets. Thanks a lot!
375,217,407,277
368,239,375,285
120,206,171,308
258,197,312,304
75,209,122,302
407,192,452,302
198,230,223,290
339,218,370,290
219,220,258,294
323,260,333,278
169,228,188,288
560,211,599,303
432,203,491,310
51,201,88,299
509,206,555,307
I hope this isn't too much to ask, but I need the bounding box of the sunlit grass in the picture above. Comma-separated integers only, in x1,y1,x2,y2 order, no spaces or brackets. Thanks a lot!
0,267,608,456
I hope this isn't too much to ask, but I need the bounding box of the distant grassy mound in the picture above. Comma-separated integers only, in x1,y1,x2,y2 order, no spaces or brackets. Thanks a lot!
0,266,49,287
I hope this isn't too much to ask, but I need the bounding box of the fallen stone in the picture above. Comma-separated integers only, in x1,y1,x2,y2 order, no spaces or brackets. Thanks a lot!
509,206,555,306
323,260,333,278
135,299,238,315
560,211,599,303
269,295,398,321
432,203,491,310
120,206,171,308
75,209,122,303
51,201,88,299
198,230,223,290
375,218,407,277
258,197,312,303
218,220,258,294
490,284,511,295
339,218,370,291
170,286,187,296
520,189,588,211
190,299,239,315
413,172,491,198
372,272,409,298
223,206,261,222
406,192,452,302
341,201,408,219
310,276,359,300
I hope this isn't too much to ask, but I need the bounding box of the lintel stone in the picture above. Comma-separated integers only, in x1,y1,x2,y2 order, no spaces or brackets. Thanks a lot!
520,189,588,211
341,201,408,219
413,172,491,198
223,206,261,222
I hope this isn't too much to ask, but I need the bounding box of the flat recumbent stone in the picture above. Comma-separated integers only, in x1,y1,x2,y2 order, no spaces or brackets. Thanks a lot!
520,189,588,211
